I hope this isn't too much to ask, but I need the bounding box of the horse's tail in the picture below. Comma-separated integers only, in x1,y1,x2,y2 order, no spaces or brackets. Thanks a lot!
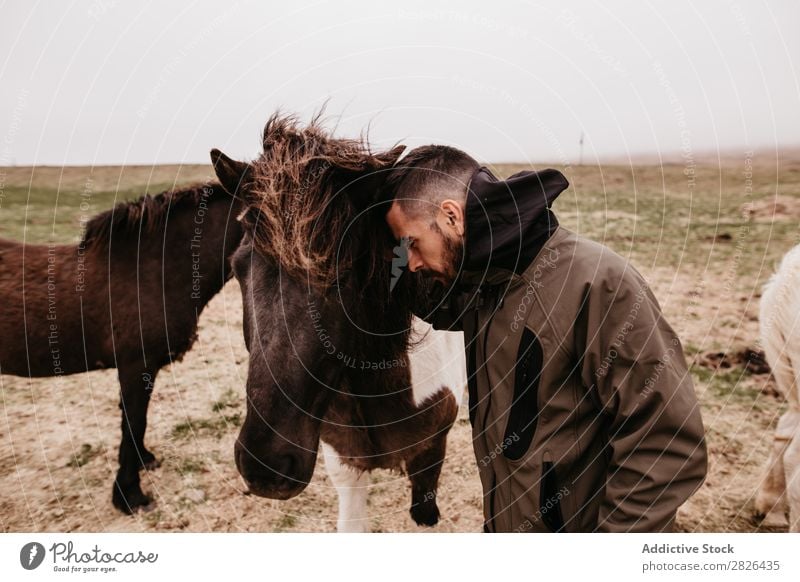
760,244,800,407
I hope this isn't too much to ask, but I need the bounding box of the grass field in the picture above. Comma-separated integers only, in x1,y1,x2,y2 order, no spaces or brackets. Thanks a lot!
1,151,799,532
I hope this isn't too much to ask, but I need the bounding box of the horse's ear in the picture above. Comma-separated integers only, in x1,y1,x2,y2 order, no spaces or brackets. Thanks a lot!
343,145,407,209
210,148,252,200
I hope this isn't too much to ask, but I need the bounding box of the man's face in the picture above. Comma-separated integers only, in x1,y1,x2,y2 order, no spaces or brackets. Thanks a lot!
385,201,465,286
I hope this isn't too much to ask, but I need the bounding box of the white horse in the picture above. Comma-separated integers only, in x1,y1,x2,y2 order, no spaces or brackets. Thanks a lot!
322,317,466,532
756,244,800,531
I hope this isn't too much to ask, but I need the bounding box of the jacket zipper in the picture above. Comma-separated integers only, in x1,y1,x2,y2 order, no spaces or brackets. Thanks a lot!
479,286,502,429
479,285,504,532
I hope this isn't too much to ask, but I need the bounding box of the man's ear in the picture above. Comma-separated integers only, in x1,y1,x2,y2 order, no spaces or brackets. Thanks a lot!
438,199,466,237
210,148,252,199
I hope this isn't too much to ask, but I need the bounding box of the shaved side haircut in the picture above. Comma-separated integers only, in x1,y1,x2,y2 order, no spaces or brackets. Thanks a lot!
384,145,480,224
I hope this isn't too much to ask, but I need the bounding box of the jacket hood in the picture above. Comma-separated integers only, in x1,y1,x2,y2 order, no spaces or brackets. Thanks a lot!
462,166,569,278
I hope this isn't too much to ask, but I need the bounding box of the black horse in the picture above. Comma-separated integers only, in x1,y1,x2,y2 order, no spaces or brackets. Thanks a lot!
211,113,459,528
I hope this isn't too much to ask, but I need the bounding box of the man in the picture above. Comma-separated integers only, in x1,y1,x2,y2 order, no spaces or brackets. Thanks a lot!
383,145,707,533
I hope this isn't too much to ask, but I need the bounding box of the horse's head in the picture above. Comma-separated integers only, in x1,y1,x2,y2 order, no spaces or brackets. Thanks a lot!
211,113,420,499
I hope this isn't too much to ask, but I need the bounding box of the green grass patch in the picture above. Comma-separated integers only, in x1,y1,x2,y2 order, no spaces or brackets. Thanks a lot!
211,388,240,413
65,443,104,468
691,364,765,409
171,413,242,440
273,513,297,531
178,458,207,474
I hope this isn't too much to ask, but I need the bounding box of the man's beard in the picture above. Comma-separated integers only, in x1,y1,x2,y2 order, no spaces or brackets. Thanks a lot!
427,221,464,287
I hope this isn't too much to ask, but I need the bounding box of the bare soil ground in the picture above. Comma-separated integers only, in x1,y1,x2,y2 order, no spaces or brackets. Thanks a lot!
2,152,799,532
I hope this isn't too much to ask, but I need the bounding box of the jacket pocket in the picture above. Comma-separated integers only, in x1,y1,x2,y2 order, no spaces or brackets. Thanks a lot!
503,328,543,460
539,454,565,532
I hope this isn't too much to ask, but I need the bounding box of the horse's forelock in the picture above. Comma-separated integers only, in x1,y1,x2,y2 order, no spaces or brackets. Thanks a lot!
244,114,386,285
241,113,420,356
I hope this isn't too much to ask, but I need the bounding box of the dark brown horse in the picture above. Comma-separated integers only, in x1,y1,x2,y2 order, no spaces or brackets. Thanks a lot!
0,182,243,513
210,113,460,529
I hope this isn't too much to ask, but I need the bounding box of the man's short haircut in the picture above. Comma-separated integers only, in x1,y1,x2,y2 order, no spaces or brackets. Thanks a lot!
384,145,480,222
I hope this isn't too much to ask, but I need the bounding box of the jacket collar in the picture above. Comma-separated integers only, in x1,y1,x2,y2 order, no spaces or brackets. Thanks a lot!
458,166,569,287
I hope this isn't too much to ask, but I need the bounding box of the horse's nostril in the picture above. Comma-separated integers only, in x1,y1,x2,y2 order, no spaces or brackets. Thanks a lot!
233,432,311,498
275,453,296,477
237,449,297,484
256,453,297,483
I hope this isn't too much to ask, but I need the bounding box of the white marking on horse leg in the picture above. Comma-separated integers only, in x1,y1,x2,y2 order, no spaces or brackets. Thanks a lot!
321,441,369,533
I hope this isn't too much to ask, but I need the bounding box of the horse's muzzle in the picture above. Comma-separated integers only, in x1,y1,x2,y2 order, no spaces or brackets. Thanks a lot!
234,440,311,500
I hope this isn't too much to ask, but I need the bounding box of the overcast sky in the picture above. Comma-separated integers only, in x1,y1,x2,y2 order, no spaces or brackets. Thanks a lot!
1,0,798,165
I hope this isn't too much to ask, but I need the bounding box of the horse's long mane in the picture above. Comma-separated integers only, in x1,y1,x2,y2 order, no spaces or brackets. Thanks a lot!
81,182,224,247
242,111,428,358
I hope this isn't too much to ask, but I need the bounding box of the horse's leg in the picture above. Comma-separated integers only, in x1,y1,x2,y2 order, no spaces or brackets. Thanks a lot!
755,437,790,527
112,365,158,513
755,318,799,526
756,409,800,526
321,441,369,533
134,369,159,470
406,434,448,527
782,410,800,531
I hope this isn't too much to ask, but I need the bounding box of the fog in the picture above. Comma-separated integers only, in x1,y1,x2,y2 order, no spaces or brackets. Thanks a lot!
1,0,798,165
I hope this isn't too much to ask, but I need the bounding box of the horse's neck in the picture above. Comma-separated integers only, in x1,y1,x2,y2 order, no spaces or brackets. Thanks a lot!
337,336,464,419
181,198,244,300
117,193,242,301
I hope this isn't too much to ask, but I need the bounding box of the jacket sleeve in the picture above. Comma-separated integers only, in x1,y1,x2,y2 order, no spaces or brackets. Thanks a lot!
577,268,708,532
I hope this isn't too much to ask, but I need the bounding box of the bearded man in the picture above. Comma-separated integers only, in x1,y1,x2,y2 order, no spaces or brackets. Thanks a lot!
383,145,707,533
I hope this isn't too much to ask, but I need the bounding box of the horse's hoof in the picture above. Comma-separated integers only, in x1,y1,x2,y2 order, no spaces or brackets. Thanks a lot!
410,501,440,527
140,450,160,471
112,484,153,515
760,509,789,528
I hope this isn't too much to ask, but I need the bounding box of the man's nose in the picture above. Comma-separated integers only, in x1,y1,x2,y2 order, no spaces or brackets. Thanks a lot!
408,253,424,273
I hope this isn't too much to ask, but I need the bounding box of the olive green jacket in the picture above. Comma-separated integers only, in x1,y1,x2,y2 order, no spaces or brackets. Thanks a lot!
428,225,707,532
